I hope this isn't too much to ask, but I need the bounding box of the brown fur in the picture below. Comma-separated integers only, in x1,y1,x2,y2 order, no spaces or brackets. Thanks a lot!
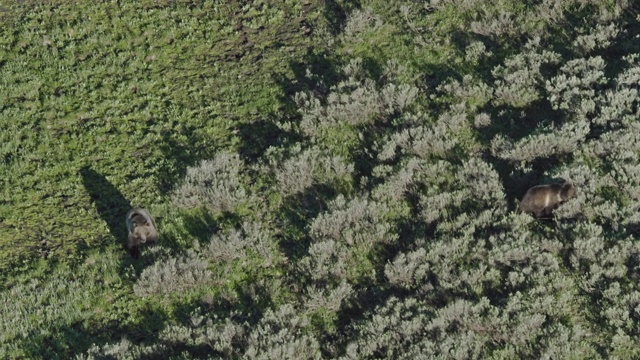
125,208,158,259
519,181,576,218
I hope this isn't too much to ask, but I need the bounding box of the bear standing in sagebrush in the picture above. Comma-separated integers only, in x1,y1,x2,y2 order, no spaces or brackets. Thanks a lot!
125,208,158,259
519,180,576,218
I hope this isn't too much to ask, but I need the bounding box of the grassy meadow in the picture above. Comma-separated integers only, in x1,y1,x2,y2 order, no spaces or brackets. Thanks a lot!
1,0,640,358
0,0,322,271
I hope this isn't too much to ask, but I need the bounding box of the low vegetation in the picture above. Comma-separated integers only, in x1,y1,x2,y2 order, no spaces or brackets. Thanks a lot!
2,0,640,358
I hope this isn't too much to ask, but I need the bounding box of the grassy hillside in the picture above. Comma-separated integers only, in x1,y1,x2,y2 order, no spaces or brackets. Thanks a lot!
2,0,640,358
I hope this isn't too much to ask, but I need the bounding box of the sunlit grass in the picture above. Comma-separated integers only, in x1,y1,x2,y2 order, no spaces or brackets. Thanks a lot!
0,0,321,274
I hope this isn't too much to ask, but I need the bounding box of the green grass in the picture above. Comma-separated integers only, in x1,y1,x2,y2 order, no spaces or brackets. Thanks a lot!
0,0,323,275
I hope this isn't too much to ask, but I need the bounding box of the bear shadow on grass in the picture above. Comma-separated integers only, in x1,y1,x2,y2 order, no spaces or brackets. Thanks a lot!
79,166,131,246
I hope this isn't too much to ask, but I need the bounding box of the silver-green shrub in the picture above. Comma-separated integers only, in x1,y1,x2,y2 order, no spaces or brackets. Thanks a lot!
340,8,383,46
299,194,397,285
438,75,493,109
78,339,164,360
244,304,322,360
294,58,419,138
171,152,249,213
419,157,506,230
133,250,212,297
160,315,245,357
492,39,560,107
557,164,622,223
372,157,428,203
546,56,607,114
203,221,277,268
79,314,245,359
309,194,396,247
573,23,620,55
378,104,469,162
491,120,590,163
270,144,354,196
304,280,354,313
299,240,348,282
384,247,430,290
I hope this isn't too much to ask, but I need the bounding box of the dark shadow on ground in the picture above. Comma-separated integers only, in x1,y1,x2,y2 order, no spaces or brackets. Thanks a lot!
323,0,361,35
179,208,227,246
20,301,167,360
155,124,205,195
476,100,564,148
79,166,131,249
236,117,303,164
276,183,334,263
279,48,342,104
80,165,184,267
236,48,342,166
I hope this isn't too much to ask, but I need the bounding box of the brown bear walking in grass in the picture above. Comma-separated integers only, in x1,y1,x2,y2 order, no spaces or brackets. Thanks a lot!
125,208,158,259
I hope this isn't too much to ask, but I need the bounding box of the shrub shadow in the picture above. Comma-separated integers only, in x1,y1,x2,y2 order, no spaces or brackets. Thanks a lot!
155,125,202,194
236,117,303,164
276,184,335,263
485,152,575,215
323,0,361,35
276,48,342,109
235,48,343,171
20,303,168,359
180,208,222,246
